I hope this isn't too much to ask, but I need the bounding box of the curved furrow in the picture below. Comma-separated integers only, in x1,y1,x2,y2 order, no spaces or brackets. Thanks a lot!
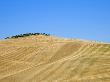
49,42,82,62
21,46,49,63
22,43,65,65
55,43,94,63
47,43,88,64
66,44,101,79
1,48,27,59
0,47,22,56
1,47,37,62
0,62,32,80
13,47,38,62
42,60,74,82
0,60,55,82
70,46,100,78
38,61,67,82
11,47,37,61
66,44,110,81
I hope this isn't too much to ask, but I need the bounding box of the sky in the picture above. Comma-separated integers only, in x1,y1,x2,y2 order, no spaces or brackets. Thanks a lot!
0,0,110,42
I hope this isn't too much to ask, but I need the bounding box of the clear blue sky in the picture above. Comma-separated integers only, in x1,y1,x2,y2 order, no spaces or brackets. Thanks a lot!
0,0,110,42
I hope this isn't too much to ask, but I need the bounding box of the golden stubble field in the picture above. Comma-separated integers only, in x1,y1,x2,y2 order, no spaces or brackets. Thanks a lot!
0,35,110,82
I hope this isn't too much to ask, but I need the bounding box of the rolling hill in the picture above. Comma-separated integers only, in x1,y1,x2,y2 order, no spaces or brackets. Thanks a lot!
0,35,110,82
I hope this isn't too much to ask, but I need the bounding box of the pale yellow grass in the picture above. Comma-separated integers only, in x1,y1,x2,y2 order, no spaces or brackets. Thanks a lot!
0,35,110,82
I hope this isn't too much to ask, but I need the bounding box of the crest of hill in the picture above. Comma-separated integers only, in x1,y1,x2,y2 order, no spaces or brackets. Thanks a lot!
1,34,110,45
1,34,107,49
3,33,109,44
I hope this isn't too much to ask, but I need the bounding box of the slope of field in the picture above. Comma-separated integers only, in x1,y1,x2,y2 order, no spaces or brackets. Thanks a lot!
0,35,110,82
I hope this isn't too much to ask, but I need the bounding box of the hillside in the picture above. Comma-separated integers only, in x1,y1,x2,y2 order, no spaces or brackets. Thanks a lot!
0,35,110,82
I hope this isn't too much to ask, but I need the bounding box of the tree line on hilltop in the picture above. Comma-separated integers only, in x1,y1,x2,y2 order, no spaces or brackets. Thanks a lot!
5,33,50,39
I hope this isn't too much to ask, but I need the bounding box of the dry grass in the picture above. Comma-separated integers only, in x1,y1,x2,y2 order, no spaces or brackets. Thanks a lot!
0,35,110,82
